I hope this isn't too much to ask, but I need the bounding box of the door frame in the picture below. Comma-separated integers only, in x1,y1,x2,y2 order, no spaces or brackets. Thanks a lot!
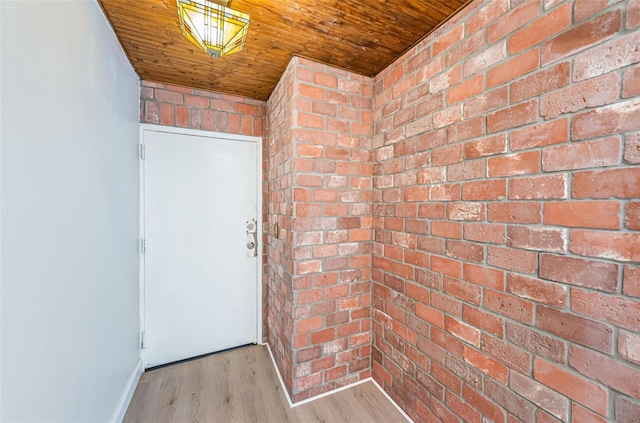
138,123,263,366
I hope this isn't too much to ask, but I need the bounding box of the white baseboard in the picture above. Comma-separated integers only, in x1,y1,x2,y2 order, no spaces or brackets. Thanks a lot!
109,358,143,423
263,342,412,421
264,342,294,408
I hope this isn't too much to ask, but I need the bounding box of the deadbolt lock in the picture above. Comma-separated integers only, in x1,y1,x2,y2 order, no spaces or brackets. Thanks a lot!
246,219,258,257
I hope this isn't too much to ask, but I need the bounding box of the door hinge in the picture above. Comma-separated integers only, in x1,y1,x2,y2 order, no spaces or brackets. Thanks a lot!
139,144,145,160
141,331,146,349
140,238,146,255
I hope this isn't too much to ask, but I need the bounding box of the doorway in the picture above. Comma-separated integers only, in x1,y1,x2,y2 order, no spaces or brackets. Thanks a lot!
140,125,262,368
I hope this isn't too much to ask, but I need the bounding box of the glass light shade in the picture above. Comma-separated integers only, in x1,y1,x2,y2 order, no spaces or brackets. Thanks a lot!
176,0,250,58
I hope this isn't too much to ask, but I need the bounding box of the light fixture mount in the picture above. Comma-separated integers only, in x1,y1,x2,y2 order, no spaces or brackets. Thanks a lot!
176,0,250,58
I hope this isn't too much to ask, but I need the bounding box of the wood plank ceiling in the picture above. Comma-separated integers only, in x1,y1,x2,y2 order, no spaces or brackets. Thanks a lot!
98,0,469,101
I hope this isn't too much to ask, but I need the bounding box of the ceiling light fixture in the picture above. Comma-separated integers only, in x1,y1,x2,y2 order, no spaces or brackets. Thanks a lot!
176,0,250,58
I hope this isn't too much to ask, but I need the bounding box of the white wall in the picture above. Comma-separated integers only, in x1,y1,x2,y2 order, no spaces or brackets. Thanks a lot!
1,1,140,421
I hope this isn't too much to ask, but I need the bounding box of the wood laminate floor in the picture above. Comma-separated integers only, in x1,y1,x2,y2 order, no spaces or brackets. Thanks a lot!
124,344,408,423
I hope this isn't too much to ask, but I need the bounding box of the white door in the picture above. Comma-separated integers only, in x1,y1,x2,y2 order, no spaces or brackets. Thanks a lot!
142,128,259,368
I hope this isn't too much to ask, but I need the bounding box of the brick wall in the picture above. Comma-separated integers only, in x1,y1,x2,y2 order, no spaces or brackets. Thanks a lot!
266,60,297,394
140,80,266,136
266,57,374,401
371,0,640,422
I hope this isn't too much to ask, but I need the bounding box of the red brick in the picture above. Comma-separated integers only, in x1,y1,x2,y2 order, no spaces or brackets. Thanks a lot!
570,345,640,402
296,260,322,275
509,174,567,200
155,89,184,104
545,137,621,173
447,75,484,105
487,49,540,88
574,0,623,21
537,306,613,354
445,316,480,347
572,403,608,423
487,151,540,177
433,104,463,129
570,229,640,262
313,72,338,89
464,346,508,384
297,288,323,304
430,66,462,94
298,83,325,100
507,273,568,308
143,101,159,124
487,100,538,133
463,262,504,290
623,66,640,98
488,202,541,224
466,0,509,35
465,86,509,118
510,118,568,151
416,303,444,328
406,282,429,304
464,41,507,77
446,202,484,221
463,305,504,338
296,372,322,391
573,31,640,82
432,390,464,420
487,0,539,43
445,392,482,423
447,117,486,144
464,134,507,159
463,385,506,423
619,330,640,366
541,73,620,119
482,335,532,374
624,132,640,164
462,179,506,201
510,370,569,421
432,144,463,166
488,246,537,274
572,289,640,332
484,380,536,423
393,321,417,344
311,328,335,344
630,0,640,29
624,266,640,298
160,103,174,125
508,3,571,55
433,26,464,56
445,30,485,68
572,168,640,199
542,9,623,65
485,289,535,325
297,345,322,363
447,160,485,182
210,99,235,112
432,221,463,239
444,276,482,304
544,200,621,230
510,62,571,104
535,356,609,417
403,186,428,202
506,321,565,363
507,226,566,253
463,223,506,245
616,397,640,423
431,255,463,279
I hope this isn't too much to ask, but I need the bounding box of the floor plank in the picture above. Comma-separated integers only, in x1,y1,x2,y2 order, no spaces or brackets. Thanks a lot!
124,344,408,423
